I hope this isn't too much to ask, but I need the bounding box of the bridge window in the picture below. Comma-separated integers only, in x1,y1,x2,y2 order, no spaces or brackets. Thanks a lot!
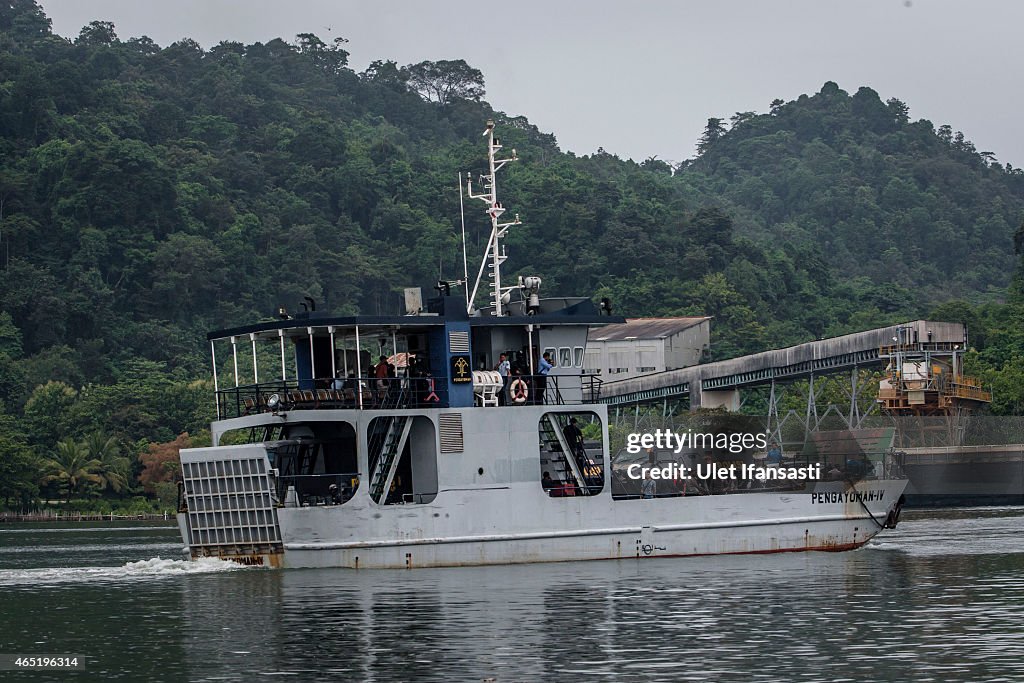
367,415,437,505
573,347,585,367
538,411,605,497
558,347,573,368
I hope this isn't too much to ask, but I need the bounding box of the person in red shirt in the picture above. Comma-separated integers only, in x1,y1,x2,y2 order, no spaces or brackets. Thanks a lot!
561,478,577,497
374,355,391,405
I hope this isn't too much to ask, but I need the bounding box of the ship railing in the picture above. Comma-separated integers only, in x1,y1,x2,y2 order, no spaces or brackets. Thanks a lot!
214,375,451,418
276,472,361,508
498,373,603,406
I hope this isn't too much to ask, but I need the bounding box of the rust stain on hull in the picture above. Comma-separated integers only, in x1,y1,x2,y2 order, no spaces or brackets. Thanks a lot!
633,540,867,560
191,547,284,569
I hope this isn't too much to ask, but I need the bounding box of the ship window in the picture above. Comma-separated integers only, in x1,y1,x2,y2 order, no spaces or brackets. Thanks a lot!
573,347,584,367
538,411,605,497
558,347,572,368
368,415,438,505
218,424,286,446
269,421,360,507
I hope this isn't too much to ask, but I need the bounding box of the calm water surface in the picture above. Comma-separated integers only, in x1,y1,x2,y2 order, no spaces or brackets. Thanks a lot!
1,509,1023,682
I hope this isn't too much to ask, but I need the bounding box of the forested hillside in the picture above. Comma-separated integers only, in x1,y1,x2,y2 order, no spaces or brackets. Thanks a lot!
0,1,1021,509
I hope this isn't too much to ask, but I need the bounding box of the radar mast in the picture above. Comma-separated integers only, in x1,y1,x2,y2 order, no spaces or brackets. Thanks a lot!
466,120,521,316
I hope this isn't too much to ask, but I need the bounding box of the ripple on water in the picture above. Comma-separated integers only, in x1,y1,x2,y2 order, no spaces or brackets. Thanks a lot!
0,556,255,587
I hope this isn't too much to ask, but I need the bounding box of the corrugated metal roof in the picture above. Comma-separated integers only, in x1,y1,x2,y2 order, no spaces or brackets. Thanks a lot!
588,317,710,341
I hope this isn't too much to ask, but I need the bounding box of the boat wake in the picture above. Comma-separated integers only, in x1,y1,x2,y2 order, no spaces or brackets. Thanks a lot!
0,556,255,587
864,541,904,551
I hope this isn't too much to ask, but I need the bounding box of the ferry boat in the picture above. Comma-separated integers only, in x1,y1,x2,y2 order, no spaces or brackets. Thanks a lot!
176,121,907,569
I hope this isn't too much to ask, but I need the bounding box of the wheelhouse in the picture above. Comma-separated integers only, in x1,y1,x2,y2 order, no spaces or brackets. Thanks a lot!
208,293,620,421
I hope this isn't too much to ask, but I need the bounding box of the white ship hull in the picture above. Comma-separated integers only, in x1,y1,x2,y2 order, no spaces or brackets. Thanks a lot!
275,482,904,569
176,406,906,570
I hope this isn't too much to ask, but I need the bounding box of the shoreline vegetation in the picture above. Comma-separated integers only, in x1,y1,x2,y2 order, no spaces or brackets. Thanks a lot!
0,511,174,523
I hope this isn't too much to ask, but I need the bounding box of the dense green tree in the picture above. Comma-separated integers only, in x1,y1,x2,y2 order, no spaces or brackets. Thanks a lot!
697,117,727,155
75,20,117,46
0,411,38,508
294,33,348,74
1012,219,1024,302
84,432,130,494
405,60,485,104
40,438,102,503
22,381,77,450
0,0,51,41
361,59,409,90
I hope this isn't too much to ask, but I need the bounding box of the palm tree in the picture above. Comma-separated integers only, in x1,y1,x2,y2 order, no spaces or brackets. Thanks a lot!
40,438,103,504
85,432,130,495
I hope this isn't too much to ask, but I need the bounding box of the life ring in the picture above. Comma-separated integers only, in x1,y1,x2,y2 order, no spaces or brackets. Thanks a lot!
509,378,529,404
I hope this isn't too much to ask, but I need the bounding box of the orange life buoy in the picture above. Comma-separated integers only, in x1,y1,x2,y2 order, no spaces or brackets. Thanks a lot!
509,378,528,404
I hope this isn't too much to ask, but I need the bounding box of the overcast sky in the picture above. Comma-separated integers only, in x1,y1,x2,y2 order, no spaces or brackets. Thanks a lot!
38,0,1024,167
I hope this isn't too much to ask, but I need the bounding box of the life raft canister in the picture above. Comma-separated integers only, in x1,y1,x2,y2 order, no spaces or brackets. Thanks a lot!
509,378,528,404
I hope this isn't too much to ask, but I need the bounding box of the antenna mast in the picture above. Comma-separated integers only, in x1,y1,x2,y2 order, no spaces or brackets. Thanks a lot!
466,119,520,316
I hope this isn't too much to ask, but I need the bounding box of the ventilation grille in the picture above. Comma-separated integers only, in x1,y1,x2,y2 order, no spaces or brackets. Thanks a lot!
439,413,464,453
448,330,470,354
181,454,282,549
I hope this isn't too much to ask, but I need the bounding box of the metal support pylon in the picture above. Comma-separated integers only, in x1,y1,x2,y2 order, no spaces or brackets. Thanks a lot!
848,367,859,428
766,379,783,445
838,367,881,430
805,374,820,433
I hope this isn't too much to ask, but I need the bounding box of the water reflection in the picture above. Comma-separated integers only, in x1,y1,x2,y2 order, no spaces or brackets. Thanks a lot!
2,510,1023,682
176,510,1024,682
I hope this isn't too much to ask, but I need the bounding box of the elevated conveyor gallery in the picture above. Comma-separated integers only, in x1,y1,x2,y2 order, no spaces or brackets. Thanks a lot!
599,320,967,409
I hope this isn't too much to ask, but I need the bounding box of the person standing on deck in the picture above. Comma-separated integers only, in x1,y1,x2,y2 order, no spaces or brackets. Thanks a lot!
495,353,510,405
563,418,586,460
536,352,553,404
374,355,390,405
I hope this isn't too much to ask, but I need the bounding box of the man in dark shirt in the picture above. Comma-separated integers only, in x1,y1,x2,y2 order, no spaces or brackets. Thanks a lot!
562,418,586,460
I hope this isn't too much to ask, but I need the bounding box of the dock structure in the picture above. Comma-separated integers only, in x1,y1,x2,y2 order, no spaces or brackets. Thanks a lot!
599,320,968,412
901,444,1024,506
